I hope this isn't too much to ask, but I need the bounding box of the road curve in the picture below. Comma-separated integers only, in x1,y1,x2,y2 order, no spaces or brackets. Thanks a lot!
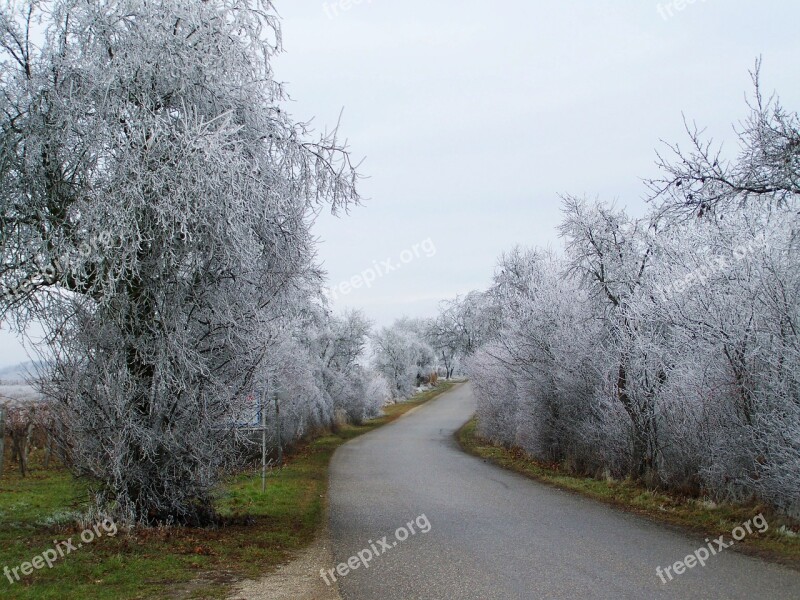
328,383,800,599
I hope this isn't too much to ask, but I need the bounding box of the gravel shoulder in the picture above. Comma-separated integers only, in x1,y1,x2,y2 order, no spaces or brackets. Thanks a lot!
227,528,341,600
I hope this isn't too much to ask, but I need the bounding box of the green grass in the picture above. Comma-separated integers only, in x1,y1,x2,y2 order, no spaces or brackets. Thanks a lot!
457,417,800,568
0,381,458,600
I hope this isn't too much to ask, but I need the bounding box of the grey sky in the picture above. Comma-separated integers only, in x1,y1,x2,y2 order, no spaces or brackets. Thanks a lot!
1,0,799,366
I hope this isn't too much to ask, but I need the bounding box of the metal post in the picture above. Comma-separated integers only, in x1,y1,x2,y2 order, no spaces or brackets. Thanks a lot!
260,385,268,494
275,387,282,468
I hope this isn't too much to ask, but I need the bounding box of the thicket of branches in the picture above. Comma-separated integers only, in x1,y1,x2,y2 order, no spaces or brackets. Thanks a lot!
460,70,800,518
0,0,389,526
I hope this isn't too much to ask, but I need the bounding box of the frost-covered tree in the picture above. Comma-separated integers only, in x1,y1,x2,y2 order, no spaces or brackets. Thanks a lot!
559,198,667,482
427,291,496,378
372,318,436,399
238,302,390,457
462,70,799,517
466,247,609,469
0,0,360,525
648,61,799,215
643,67,800,511
315,309,388,424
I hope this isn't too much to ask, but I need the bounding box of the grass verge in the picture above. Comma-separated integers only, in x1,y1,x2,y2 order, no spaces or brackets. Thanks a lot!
457,416,800,569
0,381,458,600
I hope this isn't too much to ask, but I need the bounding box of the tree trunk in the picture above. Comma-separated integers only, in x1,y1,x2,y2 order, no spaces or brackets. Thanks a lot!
617,362,657,482
17,422,34,477
11,431,20,474
43,433,52,470
440,351,452,380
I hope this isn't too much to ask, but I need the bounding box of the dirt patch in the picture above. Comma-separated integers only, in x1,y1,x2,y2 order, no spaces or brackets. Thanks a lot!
227,531,341,600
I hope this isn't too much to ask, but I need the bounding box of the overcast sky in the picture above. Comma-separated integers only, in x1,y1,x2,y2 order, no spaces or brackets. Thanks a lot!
2,0,799,367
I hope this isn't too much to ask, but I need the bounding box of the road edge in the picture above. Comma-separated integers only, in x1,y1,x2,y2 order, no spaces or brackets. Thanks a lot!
223,381,463,599
456,415,800,571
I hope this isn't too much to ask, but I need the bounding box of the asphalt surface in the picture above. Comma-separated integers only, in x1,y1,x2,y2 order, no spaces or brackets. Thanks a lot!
328,383,800,599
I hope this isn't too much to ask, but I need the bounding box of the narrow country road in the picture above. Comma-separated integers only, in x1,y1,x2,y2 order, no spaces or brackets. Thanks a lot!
328,383,800,599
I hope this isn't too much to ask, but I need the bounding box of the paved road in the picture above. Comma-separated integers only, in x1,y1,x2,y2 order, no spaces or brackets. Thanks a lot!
328,383,800,599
